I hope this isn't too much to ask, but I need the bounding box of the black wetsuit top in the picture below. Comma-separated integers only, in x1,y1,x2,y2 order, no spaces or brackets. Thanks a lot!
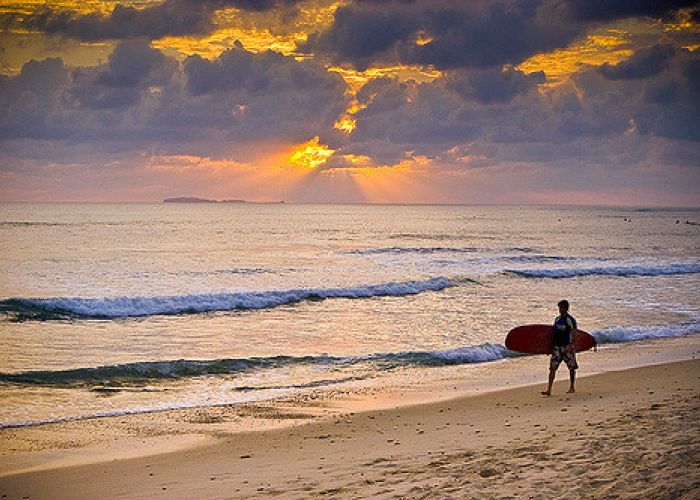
554,314,577,347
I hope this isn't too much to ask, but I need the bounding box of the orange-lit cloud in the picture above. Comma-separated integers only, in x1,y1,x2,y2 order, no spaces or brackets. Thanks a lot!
0,0,131,19
518,13,700,86
153,1,343,60
518,30,633,85
329,65,442,93
329,65,442,134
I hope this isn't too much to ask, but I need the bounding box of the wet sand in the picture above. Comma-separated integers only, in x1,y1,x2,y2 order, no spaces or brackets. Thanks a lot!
1,338,699,499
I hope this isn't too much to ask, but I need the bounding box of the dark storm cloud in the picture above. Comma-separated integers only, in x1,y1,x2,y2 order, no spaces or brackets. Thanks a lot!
67,40,178,109
599,44,677,80
98,40,174,88
185,41,291,95
562,0,698,21
445,67,545,103
0,41,347,151
305,0,698,71
176,43,348,142
578,47,700,142
0,58,71,140
13,0,303,41
1,0,698,188
305,0,581,70
333,45,700,166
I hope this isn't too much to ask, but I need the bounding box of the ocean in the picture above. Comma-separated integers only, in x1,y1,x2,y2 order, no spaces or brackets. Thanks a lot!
0,203,698,428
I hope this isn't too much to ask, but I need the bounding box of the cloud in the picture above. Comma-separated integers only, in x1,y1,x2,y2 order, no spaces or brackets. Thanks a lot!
305,1,582,70
0,41,347,153
562,0,698,22
599,44,677,80
13,0,304,41
57,41,180,111
1,0,698,204
0,57,70,140
578,47,700,142
304,0,696,71
179,43,348,143
445,67,545,103
334,44,700,168
97,40,173,87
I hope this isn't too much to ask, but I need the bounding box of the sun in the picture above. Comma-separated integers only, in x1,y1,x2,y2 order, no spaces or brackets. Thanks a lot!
289,136,335,169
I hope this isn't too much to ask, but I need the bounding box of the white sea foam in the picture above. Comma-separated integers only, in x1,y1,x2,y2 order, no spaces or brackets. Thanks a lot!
428,343,512,363
592,321,700,344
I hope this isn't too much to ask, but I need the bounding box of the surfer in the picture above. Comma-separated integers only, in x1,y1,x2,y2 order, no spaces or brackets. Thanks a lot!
541,300,578,396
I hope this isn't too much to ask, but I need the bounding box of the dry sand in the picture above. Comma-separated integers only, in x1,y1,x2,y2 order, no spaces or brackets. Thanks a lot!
1,340,699,499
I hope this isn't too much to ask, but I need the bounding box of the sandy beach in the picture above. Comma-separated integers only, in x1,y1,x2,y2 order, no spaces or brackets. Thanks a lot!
1,335,699,499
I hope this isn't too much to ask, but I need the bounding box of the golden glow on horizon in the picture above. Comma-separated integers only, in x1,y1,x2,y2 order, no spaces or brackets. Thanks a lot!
145,153,300,203
147,154,252,174
337,155,440,203
289,136,335,169
518,30,633,86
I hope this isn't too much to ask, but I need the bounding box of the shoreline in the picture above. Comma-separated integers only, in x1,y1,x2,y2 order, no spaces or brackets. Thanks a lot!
2,330,698,432
1,335,699,498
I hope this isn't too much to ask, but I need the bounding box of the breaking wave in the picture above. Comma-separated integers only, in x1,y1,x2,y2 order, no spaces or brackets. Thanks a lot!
0,277,453,320
507,262,700,279
0,343,514,387
592,321,700,344
3,318,696,389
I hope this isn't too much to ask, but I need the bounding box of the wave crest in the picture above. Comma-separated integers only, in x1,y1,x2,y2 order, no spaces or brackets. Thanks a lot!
507,263,700,279
0,321,695,389
0,277,453,320
592,321,700,344
0,343,512,387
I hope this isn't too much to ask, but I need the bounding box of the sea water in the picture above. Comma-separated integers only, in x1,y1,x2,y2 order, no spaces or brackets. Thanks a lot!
0,203,698,427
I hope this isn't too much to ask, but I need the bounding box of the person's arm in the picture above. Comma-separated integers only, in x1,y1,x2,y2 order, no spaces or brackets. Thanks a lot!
566,317,576,351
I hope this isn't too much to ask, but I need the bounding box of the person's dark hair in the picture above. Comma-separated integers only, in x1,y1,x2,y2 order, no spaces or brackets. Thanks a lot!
558,299,570,310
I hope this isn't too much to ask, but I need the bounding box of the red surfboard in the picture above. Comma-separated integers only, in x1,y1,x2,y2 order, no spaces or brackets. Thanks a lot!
505,324,596,355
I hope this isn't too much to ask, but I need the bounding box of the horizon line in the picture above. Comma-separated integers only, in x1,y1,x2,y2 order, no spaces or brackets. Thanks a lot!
0,200,698,210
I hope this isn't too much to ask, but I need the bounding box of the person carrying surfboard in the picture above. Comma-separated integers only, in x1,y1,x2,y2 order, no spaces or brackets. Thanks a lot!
541,300,578,396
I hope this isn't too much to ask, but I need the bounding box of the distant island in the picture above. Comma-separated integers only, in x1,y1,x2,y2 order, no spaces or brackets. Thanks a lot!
163,197,284,204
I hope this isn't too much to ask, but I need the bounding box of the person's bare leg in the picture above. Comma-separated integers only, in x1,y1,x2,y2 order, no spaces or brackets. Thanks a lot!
567,368,576,393
542,368,555,396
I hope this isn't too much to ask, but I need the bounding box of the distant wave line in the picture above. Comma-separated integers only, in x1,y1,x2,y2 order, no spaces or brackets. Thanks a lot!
343,246,564,257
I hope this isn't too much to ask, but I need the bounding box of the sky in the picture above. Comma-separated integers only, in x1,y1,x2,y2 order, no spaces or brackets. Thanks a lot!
0,0,699,205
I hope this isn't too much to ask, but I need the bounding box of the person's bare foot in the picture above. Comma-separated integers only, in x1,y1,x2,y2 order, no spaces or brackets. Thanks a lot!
541,391,550,396
567,388,575,393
